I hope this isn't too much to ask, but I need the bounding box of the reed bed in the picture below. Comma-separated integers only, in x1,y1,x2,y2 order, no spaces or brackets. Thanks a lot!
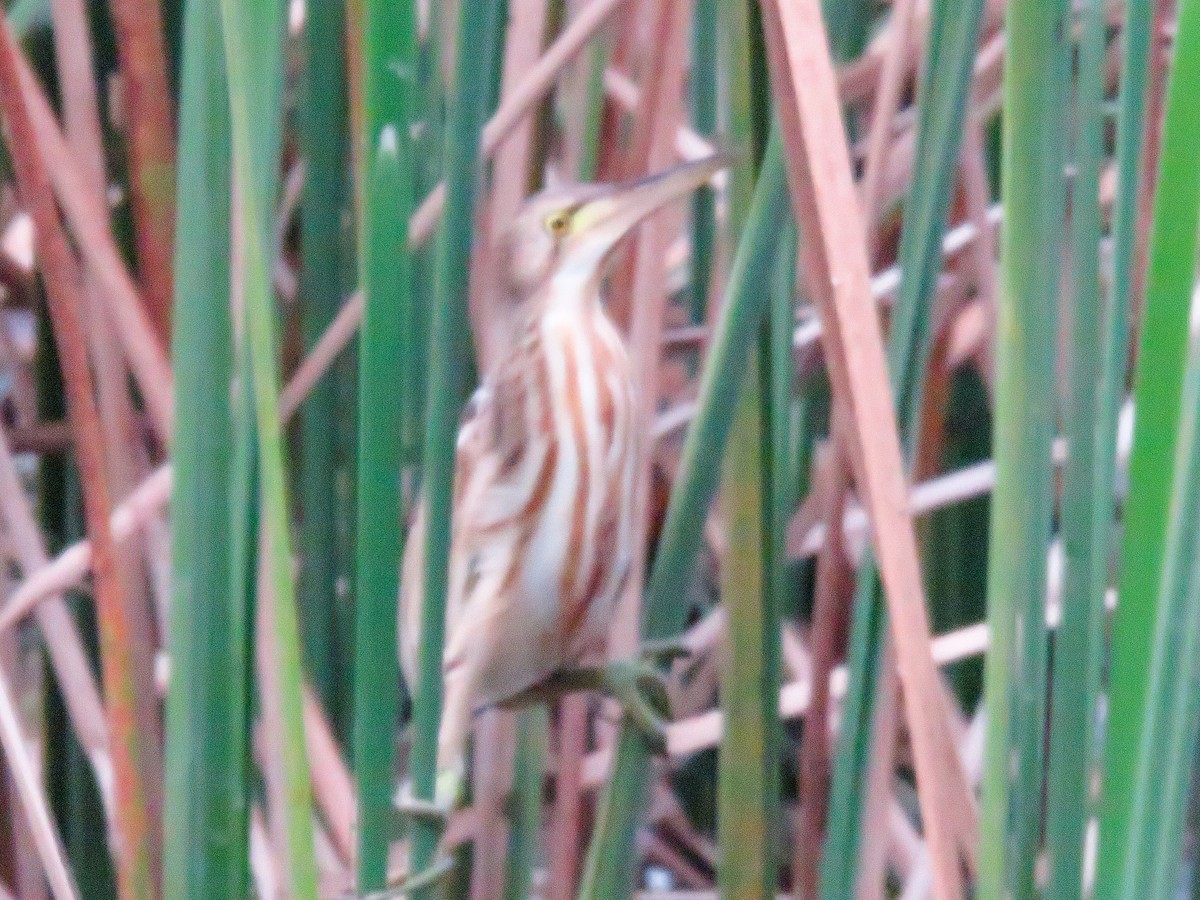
0,0,1198,898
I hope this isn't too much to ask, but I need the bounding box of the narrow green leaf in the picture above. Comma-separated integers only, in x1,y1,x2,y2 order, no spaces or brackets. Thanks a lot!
408,2,504,893
299,0,351,721
163,0,244,894
1097,0,1200,894
1044,1,1108,895
219,0,317,893
1144,332,1200,900
689,0,718,324
353,0,418,888
579,126,790,900
823,1,987,893
979,0,1072,895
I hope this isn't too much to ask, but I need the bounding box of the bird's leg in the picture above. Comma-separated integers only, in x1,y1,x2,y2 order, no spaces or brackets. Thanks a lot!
600,659,672,754
500,660,673,753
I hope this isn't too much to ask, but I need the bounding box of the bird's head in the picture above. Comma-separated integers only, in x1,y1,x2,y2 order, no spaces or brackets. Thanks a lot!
496,152,732,311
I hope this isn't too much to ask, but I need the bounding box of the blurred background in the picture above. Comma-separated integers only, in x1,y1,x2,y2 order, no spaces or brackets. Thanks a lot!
0,0,1195,898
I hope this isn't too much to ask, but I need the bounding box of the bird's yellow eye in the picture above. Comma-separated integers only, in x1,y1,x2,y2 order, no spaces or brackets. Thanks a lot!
545,211,571,236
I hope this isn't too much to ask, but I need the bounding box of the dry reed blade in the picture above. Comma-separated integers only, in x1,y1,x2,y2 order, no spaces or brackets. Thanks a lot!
0,429,113,817
758,1,974,896
0,666,78,900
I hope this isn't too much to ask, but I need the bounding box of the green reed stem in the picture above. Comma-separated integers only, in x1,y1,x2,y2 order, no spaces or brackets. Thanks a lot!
979,0,1072,896
299,0,351,719
1043,1,1108,895
823,1,987,893
579,126,789,900
220,0,317,893
352,0,418,888
163,0,243,894
408,2,503,894
1097,0,1200,894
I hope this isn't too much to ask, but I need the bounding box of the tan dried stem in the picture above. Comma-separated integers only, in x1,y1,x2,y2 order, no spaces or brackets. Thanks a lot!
0,668,78,900
608,0,692,659
302,687,356,867
859,0,921,262
0,430,114,822
49,0,158,667
758,2,974,896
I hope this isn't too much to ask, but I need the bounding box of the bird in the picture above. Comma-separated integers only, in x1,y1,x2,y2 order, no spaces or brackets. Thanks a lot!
398,152,730,813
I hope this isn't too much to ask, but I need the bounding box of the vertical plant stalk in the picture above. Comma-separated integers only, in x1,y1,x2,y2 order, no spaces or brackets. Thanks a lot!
579,127,791,900
409,2,503,894
1044,0,1107,895
688,0,717,323
352,0,417,889
718,371,774,900
825,0,987,887
107,0,177,344
717,212,792,897
477,0,549,366
978,0,1071,895
0,21,163,900
858,0,919,259
502,707,549,900
163,0,245,894
50,0,158,722
299,0,351,720
823,13,990,886
715,12,782,892
795,440,853,898
1142,325,1200,899
760,2,975,896
219,0,317,894
1097,0,1200,894
1093,0,1153,633
471,4,552,893
610,0,691,664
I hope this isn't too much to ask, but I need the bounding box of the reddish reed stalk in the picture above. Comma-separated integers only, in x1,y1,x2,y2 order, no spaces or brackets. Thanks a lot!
106,0,177,345
0,21,162,900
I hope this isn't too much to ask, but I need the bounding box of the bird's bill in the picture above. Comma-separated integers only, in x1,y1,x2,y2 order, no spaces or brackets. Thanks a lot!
569,153,732,257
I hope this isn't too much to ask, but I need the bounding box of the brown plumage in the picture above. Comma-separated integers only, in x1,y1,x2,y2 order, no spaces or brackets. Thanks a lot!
399,155,728,803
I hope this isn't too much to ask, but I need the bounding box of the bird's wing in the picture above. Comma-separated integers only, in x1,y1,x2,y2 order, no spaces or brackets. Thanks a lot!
398,356,554,791
397,385,493,694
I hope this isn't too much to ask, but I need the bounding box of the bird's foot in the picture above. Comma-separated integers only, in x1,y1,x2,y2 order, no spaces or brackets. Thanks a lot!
501,661,672,753
600,659,671,754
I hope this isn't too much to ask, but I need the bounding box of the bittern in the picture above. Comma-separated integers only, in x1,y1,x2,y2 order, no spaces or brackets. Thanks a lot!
398,153,729,826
